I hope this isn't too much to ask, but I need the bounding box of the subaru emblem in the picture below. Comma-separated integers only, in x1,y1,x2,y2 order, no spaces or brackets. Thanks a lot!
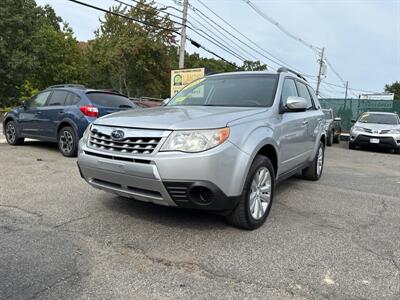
111,129,125,140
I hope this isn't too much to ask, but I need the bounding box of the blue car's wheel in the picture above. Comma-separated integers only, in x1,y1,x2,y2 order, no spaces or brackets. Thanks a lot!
58,126,78,157
5,120,24,145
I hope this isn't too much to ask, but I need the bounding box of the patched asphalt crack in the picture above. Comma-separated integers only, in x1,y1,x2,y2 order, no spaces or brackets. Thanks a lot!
121,243,300,298
0,204,42,219
52,210,104,228
28,271,83,300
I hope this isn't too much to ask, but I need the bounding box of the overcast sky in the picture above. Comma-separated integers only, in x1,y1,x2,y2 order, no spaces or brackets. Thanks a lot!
37,0,400,98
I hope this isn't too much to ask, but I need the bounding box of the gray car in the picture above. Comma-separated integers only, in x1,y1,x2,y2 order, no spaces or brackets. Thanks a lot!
349,111,400,153
322,108,341,146
77,68,326,229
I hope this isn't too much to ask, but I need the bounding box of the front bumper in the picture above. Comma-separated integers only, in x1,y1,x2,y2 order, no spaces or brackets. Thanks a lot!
77,139,249,211
350,133,400,149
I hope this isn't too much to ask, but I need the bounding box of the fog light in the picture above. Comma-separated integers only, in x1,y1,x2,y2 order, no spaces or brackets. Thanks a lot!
189,186,214,205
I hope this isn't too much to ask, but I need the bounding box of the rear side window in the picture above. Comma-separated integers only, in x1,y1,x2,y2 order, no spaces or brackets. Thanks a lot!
296,82,313,109
47,90,68,106
86,92,133,108
65,93,80,106
281,79,298,103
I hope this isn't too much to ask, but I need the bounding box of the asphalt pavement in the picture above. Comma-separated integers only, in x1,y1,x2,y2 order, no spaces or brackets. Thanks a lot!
0,141,399,299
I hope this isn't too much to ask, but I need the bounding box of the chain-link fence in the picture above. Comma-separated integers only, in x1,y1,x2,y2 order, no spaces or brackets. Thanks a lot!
320,99,400,131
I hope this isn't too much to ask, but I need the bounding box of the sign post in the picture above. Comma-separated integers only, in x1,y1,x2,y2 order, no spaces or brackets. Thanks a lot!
170,68,205,97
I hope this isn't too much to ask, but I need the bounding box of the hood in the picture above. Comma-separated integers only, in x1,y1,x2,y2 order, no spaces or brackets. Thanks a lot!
94,106,267,130
355,122,400,132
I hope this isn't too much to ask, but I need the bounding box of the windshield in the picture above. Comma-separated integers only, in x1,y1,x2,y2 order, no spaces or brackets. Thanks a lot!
86,92,134,108
168,74,278,107
358,113,399,125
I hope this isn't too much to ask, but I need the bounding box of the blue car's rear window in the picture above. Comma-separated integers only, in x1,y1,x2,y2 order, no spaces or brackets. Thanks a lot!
86,92,134,108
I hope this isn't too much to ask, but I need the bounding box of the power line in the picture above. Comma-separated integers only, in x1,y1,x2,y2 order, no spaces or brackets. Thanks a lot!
190,11,257,59
191,0,312,73
242,0,320,53
324,57,346,86
67,0,238,68
121,0,248,62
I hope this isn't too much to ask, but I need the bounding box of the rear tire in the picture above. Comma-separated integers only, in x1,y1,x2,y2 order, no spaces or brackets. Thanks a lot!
5,120,24,145
58,126,78,157
302,141,324,181
327,131,333,146
333,132,340,143
226,155,275,230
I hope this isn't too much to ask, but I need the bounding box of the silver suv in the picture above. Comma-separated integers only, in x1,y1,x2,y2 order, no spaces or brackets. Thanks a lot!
349,112,400,153
77,68,326,229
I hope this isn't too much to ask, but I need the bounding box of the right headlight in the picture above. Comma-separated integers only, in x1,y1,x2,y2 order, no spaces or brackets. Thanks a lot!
81,123,92,143
388,129,400,134
160,127,230,153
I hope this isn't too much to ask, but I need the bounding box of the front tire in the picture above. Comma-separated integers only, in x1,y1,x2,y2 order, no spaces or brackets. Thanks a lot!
5,120,24,145
302,141,324,181
349,142,355,150
58,126,78,157
226,155,275,230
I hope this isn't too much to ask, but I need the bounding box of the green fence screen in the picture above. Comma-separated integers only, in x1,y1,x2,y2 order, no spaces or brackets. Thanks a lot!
320,99,400,131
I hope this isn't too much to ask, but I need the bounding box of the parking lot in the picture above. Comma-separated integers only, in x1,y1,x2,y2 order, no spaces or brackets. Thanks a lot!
0,141,399,299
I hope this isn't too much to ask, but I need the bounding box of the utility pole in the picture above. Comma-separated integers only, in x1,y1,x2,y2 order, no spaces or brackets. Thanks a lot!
344,81,348,99
178,0,189,69
315,47,325,97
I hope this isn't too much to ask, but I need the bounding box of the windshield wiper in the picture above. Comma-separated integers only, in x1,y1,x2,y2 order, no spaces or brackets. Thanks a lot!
119,105,132,108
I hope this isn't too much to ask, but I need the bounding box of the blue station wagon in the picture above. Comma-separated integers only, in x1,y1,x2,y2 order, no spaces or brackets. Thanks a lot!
3,84,137,157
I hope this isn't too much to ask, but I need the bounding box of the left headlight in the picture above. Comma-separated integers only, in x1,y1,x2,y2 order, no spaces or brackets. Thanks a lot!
161,127,230,153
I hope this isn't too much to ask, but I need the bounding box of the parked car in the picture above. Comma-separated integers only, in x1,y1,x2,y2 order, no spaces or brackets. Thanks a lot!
322,108,341,146
3,84,136,157
77,68,326,230
349,111,400,153
130,97,163,108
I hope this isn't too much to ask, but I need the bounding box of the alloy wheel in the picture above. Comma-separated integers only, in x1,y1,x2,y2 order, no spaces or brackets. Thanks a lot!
249,167,272,220
59,130,74,154
317,146,324,176
6,123,16,143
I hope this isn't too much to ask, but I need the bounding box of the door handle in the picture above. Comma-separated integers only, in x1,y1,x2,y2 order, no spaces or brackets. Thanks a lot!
58,111,65,115
317,118,322,121
302,120,309,125
35,111,42,115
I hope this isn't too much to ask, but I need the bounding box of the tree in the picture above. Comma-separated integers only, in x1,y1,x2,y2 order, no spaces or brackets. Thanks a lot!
384,81,400,100
181,52,238,73
81,2,177,98
240,60,267,71
0,1,82,106
0,0,40,103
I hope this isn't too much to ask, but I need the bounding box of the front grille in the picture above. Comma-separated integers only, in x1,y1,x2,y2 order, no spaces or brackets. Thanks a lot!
363,128,373,133
88,131,161,154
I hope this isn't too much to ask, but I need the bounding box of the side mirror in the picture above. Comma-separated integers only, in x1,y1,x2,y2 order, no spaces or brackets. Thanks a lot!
351,119,356,123
334,117,341,121
285,96,307,112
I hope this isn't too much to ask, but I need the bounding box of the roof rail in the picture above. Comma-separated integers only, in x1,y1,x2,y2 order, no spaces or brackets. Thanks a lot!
277,67,307,82
47,84,86,89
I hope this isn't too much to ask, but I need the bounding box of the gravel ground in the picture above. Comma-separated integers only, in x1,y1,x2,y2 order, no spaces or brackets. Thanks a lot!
0,141,399,299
